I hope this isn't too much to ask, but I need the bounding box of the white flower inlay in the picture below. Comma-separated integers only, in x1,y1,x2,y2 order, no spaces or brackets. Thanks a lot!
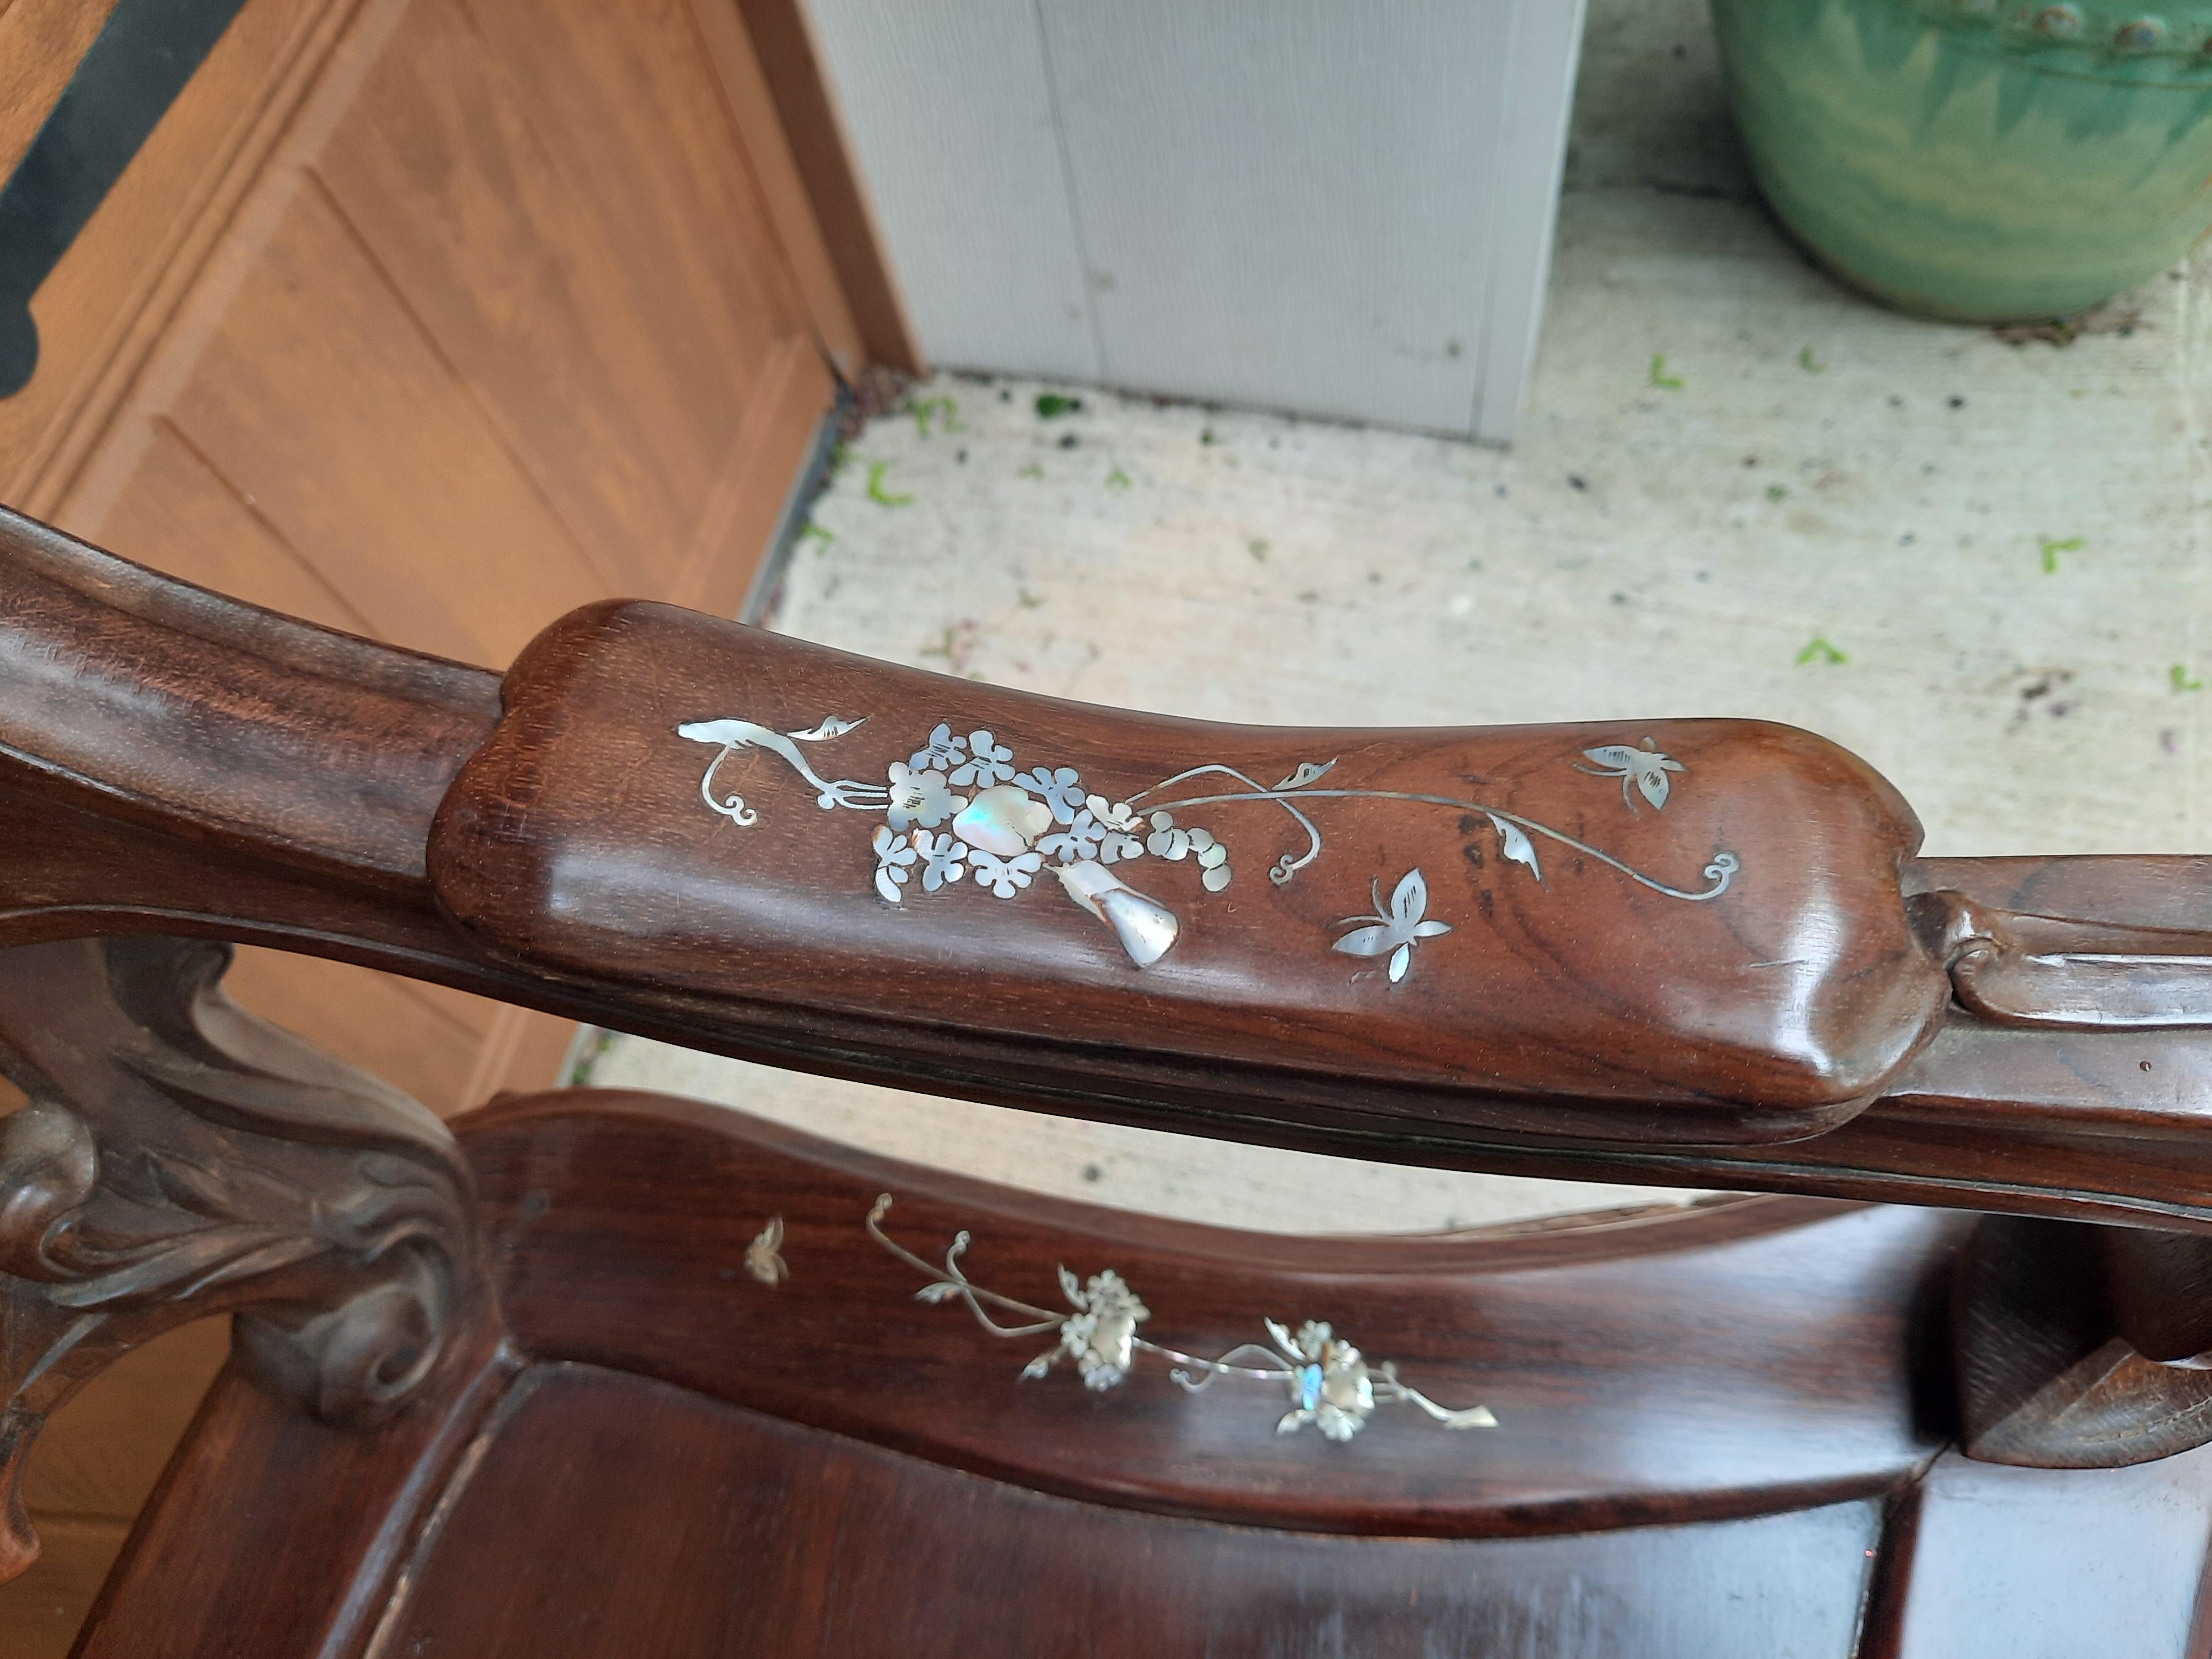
885,761,966,831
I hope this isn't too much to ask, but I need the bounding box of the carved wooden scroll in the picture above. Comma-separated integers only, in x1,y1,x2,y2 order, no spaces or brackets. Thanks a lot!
0,936,481,1580
1913,889,2212,1031
1952,1215,2212,1468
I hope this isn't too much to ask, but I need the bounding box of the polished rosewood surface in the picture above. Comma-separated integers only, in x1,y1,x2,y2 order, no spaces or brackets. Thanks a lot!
430,601,1947,1144
9,505,2212,1226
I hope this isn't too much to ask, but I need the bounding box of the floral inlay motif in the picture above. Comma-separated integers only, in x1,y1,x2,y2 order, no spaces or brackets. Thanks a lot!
1271,1319,1379,1442
868,1197,1498,1443
675,714,1737,974
1024,1268,1151,1391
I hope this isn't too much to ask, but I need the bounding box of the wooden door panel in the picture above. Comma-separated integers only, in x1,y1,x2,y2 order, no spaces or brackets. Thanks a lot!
87,417,369,634
316,0,727,589
465,0,808,408
48,0,837,666
145,180,614,665
1,0,338,508
11,0,848,1120
678,328,828,615
691,0,869,377
221,947,501,1113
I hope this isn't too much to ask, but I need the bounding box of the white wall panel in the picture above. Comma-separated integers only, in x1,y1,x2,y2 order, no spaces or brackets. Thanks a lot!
801,1,1099,379
802,0,1584,441
1474,0,1592,441
1038,0,1511,434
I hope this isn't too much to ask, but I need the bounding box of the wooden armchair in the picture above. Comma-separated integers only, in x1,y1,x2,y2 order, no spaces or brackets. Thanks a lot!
8,502,2212,1655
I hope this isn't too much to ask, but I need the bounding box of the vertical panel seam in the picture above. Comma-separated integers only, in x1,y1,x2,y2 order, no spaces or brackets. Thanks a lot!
1466,0,1526,442
679,0,859,382
295,164,622,596
149,409,379,637
1031,0,1109,384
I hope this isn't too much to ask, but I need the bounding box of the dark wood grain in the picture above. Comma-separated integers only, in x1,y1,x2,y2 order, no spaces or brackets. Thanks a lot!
430,599,1949,1145
2106,1228,2212,1364
461,1089,1960,1535
69,1088,2212,1656
1949,1213,2212,1468
75,1342,514,1659
0,501,497,889
22,501,2212,1646
380,1363,1887,1659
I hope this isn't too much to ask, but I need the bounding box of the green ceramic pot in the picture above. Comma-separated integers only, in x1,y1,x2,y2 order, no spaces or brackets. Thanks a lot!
1710,0,2212,320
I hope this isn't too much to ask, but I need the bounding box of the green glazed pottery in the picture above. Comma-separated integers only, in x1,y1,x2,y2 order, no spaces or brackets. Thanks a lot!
1710,0,2212,320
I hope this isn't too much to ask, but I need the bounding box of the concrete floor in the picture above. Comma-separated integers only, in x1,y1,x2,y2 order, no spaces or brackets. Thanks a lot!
586,0,2212,1234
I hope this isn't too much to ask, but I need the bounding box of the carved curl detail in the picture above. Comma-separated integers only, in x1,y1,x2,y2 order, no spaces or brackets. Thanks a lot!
1911,889,2212,1031
0,937,482,1580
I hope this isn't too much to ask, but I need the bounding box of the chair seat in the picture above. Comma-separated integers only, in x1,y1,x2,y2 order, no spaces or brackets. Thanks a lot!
64,1088,2212,1658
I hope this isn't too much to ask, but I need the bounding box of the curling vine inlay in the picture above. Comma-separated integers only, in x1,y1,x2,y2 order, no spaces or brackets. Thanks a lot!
868,1196,1498,1443
676,714,1737,971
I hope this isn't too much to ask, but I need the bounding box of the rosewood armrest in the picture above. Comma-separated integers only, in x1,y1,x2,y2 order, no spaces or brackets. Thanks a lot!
427,599,1943,1146
6,504,2212,1225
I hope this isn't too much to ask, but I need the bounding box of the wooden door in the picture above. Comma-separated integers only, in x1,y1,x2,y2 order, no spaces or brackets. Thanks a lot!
0,0,909,1115
0,4,911,1648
